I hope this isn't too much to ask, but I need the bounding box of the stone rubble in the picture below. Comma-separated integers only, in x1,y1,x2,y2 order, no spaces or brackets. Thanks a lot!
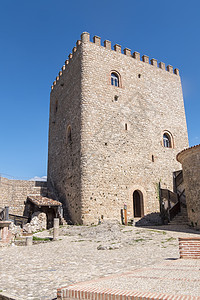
8,222,22,238
23,212,47,233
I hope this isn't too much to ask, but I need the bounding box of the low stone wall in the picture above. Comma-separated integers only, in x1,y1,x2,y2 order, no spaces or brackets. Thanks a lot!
0,177,47,216
179,237,200,259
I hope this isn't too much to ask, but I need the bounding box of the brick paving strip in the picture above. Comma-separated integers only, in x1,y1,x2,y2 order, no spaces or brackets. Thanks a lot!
58,287,200,300
0,223,200,299
58,260,200,299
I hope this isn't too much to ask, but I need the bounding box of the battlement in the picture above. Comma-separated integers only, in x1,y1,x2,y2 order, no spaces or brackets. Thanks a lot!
51,32,180,91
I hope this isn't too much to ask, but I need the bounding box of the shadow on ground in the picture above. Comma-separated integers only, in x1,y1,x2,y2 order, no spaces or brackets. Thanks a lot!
135,212,200,234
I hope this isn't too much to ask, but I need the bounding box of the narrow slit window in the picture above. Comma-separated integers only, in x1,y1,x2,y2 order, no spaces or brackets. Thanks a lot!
125,123,128,130
55,100,58,113
67,125,72,143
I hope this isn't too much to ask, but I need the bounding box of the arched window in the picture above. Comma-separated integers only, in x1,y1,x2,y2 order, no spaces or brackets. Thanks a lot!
163,133,171,148
111,72,119,87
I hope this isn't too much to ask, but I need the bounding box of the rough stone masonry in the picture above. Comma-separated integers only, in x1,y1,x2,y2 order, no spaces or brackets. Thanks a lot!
48,32,188,225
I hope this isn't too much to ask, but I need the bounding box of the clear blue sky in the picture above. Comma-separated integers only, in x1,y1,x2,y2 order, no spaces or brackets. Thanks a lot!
0,0,199,180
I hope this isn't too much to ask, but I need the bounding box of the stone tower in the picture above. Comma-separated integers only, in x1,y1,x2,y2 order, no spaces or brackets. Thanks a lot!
48,32,188,225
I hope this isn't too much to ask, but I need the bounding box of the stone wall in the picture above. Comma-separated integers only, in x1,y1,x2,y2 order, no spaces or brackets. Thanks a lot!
0,177,47,216
48,32,188,225
47,41,82,223
177,144,200,229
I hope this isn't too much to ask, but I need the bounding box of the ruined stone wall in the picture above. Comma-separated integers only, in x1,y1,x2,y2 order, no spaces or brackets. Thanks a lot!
0,177,46,215
177,145,200,229
48,32,188,225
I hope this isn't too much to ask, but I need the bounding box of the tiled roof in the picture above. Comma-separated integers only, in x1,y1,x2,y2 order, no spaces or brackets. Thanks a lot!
27,195,62,207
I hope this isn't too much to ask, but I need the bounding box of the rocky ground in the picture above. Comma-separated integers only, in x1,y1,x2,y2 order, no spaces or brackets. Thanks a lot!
0,221,199,299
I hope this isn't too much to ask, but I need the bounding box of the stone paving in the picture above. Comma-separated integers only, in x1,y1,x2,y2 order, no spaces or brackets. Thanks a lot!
61,259,200,299
0,221,200,299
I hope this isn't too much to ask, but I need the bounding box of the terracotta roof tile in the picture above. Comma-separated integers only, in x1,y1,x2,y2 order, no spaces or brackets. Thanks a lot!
27,195,62,207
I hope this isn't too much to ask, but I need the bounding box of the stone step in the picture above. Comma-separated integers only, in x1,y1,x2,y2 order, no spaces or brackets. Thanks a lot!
57,212,67,225
170,220,188,223
170,221,188,224
170,218,188,222
172,221,188,224
60,217,67,225
176,215,188,219
170,218,188,225
169,209,189,225
171,215,188,220
175,214,188,217
171,219,188,222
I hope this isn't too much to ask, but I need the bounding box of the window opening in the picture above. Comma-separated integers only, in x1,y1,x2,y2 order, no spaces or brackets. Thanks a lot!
163,133,171,148
111,72,119,87
125,123,128,130
55,100,58,113
67,125,72,143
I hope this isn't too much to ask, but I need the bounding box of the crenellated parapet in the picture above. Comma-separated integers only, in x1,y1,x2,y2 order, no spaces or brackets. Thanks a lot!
51,38,82,91
51,32,180,91
85,32,179,75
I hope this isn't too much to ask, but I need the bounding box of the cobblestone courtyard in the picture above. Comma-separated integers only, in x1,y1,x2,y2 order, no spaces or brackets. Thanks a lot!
0,222,199,299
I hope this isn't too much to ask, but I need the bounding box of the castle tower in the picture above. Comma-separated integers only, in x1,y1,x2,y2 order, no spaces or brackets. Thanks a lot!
48,32,188,225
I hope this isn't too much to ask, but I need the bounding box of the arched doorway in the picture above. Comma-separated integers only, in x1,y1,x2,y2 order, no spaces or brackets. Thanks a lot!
133,190,144,217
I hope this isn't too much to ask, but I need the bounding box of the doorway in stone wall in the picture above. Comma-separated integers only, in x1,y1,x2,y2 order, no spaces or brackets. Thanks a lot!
133,190,144,217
